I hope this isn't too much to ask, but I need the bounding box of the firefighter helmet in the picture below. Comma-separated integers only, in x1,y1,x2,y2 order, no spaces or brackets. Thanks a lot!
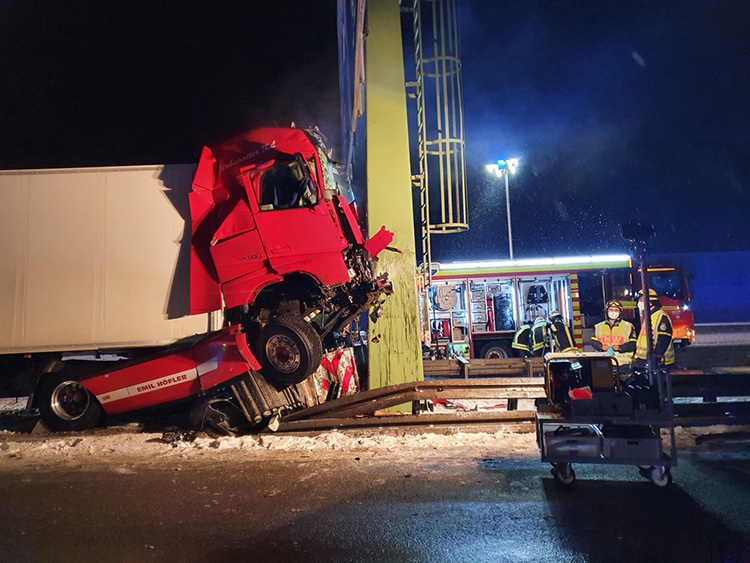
636,288,659,300
606,300,623,311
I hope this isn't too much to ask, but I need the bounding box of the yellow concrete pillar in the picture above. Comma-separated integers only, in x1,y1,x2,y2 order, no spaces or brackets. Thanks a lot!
365,0,423,390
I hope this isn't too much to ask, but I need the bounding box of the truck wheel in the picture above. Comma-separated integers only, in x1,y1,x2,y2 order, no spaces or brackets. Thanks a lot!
481,342,511,359
259,315,323,386
37,373,103,431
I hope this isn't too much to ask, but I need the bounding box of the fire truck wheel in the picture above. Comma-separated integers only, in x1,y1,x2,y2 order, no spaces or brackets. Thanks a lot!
36,373,103,431
481,342,511,359
260,315,323,386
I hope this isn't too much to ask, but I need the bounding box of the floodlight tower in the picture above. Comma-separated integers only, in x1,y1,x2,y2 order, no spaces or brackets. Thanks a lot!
485,158,519,259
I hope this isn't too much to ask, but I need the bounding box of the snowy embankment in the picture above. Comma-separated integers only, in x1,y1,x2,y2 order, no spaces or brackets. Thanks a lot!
0,425,540,469
1,392,747,470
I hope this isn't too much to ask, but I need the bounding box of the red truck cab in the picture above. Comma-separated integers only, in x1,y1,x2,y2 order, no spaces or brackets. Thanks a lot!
31,127,393,432
189,127,393,384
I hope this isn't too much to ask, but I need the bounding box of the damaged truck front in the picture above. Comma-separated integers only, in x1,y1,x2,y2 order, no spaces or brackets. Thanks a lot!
2,127,393,431
189,127,394,386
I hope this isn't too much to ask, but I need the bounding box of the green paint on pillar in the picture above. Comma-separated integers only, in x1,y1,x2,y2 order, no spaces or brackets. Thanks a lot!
365,0,423,396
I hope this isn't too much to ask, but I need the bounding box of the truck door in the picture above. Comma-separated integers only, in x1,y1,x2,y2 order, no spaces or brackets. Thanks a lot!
242,155,350,285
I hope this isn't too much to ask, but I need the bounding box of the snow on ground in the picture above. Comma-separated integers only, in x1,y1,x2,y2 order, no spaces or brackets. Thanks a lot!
1,420,748,472
0,424,541,470
2,397,749,470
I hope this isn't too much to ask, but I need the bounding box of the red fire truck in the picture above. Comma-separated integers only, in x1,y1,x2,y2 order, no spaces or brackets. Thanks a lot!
421,255,693,359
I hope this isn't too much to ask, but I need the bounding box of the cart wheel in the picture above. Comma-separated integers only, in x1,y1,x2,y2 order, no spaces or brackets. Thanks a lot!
552,463,576,486
647,465,673,487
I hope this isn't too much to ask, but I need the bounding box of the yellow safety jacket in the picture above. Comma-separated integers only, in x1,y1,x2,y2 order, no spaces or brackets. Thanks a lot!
512,323,532,354
635,308,675,365
550,318,576,352
530,318,548,355
591,318,636,366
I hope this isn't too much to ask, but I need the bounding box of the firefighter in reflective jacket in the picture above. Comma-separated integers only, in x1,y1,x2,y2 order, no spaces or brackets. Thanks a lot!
634,289,675,367
512,321,533,357
530,315,549,356
549,311,577,352
591,300,637,374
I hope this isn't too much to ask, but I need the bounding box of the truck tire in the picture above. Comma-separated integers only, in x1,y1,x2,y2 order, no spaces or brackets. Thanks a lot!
259,315,323,386
36,373,103,431
481,342,511,359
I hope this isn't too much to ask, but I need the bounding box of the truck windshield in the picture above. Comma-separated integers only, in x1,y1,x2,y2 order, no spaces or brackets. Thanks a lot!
259,156,318,210
648,271,684,300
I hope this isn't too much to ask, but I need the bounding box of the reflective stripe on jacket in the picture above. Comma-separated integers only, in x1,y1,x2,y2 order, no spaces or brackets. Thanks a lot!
550,318,576,352
592,318,636,365
512,324,532,353
530,318,548,354
635,308,674,365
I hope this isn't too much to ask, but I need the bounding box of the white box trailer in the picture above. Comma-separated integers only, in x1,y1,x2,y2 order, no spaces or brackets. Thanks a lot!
0,165,220,356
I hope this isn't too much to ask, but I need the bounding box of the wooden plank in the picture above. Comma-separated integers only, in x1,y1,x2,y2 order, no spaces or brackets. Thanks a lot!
276,410,536,431
281,378,546,422
423,358,546,379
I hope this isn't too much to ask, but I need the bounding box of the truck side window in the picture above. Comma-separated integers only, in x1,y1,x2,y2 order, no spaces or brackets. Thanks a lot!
259,157,318,210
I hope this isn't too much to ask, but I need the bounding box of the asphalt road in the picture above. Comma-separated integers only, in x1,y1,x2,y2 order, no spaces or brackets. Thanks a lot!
1,449,749,562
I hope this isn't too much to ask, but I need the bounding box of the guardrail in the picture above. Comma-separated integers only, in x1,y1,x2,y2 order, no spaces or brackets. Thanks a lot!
423,358,545,379
421,359,750,427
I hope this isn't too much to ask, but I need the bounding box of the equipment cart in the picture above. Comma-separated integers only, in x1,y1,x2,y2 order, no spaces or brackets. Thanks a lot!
535,352,676,487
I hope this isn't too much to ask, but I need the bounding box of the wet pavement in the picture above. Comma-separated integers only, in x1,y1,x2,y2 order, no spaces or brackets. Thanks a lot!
0,450,748,562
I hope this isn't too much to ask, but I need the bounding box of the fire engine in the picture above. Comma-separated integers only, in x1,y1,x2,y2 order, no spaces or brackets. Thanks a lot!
421,254,694,359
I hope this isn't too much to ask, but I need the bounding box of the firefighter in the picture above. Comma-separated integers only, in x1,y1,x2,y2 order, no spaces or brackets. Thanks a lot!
633,288,674,369
511,321,533,357
549,311,577,352
530,314,549,356
591,300,637,376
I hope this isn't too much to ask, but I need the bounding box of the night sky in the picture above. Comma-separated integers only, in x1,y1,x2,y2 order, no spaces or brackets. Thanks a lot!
449,0,750,258
1,1,748,257
0,2,340,167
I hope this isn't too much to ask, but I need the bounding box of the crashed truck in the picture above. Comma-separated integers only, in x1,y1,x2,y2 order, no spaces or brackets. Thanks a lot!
0,127,393,431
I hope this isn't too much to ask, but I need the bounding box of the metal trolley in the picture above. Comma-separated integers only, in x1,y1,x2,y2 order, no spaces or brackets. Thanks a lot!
535,352,676,487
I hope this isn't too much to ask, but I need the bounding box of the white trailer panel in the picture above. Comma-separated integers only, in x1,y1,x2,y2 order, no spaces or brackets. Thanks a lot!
0,165,219,353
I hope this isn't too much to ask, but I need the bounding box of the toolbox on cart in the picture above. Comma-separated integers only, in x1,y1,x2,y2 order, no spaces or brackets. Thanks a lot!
600,425,661,459
543,426,602,458
602,436,662,459
545,353,621,407
570,392,634,418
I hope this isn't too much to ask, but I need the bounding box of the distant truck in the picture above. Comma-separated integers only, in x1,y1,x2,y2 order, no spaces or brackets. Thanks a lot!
0,127,393,430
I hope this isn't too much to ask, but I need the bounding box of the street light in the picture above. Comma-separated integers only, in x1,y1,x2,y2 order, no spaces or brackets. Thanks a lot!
485,158,520,259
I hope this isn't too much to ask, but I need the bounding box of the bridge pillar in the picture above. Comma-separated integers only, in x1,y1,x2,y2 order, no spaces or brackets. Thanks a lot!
365,0,423,391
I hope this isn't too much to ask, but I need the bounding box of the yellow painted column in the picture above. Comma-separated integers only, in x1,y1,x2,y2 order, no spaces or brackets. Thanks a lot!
365,0,423,390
